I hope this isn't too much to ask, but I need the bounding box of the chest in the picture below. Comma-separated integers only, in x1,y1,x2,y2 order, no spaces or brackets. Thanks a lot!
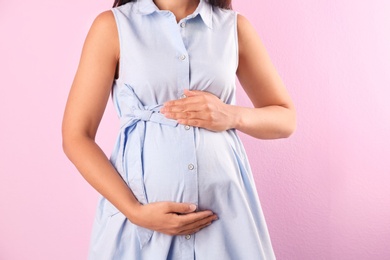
118,12,237,104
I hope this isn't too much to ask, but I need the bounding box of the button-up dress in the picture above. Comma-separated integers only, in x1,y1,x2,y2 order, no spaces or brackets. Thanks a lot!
88,0,276,259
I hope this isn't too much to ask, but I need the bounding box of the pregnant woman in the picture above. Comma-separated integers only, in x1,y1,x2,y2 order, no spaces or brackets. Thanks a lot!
62,0,296,259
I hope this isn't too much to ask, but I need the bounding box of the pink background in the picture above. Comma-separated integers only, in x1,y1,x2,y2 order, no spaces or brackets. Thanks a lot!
1,0,389,259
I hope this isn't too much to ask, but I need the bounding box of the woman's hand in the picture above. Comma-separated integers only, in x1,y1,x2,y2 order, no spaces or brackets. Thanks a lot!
161,89,238,132
130,202,218,235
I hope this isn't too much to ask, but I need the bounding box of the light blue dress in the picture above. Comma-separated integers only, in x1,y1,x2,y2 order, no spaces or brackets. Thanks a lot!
88,0,276,259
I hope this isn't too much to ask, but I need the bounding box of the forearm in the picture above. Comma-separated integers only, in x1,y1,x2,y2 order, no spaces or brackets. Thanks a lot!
62,136,141,220
229,104,296,139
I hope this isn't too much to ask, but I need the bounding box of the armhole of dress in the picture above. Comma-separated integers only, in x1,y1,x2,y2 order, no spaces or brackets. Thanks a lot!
234,11,239,72
110,8,123,83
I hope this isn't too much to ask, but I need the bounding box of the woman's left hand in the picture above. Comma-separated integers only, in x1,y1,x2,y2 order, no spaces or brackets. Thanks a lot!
161,89,237,132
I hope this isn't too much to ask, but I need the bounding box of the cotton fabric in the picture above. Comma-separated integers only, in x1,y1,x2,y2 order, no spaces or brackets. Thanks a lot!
88,0,275,259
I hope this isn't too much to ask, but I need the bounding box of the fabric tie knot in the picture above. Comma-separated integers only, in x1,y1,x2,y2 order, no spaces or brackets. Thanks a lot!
120,105,178,129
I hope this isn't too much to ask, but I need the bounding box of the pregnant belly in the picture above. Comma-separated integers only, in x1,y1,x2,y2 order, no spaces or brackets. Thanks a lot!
142,124,247,208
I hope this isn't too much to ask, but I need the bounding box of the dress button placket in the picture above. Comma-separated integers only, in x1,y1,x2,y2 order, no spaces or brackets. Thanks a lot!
176,17,196,258
177,18,189,98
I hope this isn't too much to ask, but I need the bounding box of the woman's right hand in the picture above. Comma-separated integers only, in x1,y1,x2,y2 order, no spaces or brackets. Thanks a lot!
129,202,218,235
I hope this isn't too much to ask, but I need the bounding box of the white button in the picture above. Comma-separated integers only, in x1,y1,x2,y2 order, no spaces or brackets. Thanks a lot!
185,125,191,130
188,164,195,170
179,54,186,60
180,94,187,99
185,234,191,240
180,22,186,28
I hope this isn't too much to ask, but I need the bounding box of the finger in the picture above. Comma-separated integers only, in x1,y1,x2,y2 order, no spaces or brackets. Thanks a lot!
178,221,213,235
177,118,210,129
176,214,218,235
183,89,202,97
181,213,218,228
166,202,197,214
162,96,204,110
162,102,205,114
184,89,212,97
174,210,215,224
164,111,210,122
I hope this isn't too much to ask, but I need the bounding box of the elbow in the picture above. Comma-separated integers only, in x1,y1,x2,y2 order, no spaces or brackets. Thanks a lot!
281,123,296,138
62,126,96,160
271,125,296,140
61,127,84,160
62,130,74,159
280,108,297,138
61,118,97,161
62,137,71,158
268,106,296,139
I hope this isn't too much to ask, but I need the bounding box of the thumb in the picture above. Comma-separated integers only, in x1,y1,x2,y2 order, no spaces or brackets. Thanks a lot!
168,202,197,214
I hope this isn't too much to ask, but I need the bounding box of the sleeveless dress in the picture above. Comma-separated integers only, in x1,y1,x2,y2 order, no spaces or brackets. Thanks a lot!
88,0,276,259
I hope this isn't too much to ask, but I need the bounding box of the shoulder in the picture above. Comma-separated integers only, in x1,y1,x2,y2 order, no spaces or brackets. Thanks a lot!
83,10,119,60
237,13,257,38
90,10,117,33
236,14,261,55
87,10,118,47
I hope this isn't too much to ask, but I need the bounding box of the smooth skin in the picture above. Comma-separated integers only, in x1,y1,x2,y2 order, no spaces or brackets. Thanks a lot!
62,0,296,236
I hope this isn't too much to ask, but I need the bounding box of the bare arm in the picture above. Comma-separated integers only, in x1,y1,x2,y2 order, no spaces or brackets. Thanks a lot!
62,11,216,235
234,14,296,138
161,14,296,139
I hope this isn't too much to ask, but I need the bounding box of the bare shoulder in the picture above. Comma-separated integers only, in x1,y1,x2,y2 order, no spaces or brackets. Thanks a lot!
91,10,117,30
237,13,252,29
87,10,118,41
92,10,116,28
237,14,256,33
83,10,119,60
236,14,260,55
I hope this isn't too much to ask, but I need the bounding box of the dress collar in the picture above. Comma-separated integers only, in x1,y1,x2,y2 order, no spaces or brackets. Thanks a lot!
137,0,213,29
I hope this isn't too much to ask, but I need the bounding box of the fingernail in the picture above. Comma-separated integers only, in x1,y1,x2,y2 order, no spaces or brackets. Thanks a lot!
189,204,197,211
